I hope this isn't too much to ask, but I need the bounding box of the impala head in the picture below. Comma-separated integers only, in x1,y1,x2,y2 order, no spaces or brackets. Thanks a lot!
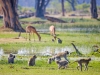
39,35,41,41
53,34,56,40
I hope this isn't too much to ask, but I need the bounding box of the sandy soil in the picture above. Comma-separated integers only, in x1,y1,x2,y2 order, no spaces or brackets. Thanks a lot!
0,37,27,44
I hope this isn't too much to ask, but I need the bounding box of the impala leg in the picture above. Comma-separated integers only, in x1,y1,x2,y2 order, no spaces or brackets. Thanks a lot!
33,33,35,41
26,32,27,41
29,33,31,41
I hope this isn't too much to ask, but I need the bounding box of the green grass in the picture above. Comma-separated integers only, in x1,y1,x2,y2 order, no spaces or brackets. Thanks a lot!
0,17,100,75
19,17,100,33
0,57,100,75
0,32,100,54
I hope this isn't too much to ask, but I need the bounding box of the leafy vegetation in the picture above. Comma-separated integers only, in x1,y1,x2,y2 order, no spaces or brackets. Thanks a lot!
18,0,100,15
18,5,35,14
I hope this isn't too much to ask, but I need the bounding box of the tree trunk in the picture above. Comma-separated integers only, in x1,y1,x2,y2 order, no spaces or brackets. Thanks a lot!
35,0,50,18
35,0,45,18
0,0,24,31
71,0,76,11
66,0,76,11
90,0,98,19
61,0,65,16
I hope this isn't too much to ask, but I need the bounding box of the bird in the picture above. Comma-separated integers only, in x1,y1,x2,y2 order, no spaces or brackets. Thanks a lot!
57,38,62,44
